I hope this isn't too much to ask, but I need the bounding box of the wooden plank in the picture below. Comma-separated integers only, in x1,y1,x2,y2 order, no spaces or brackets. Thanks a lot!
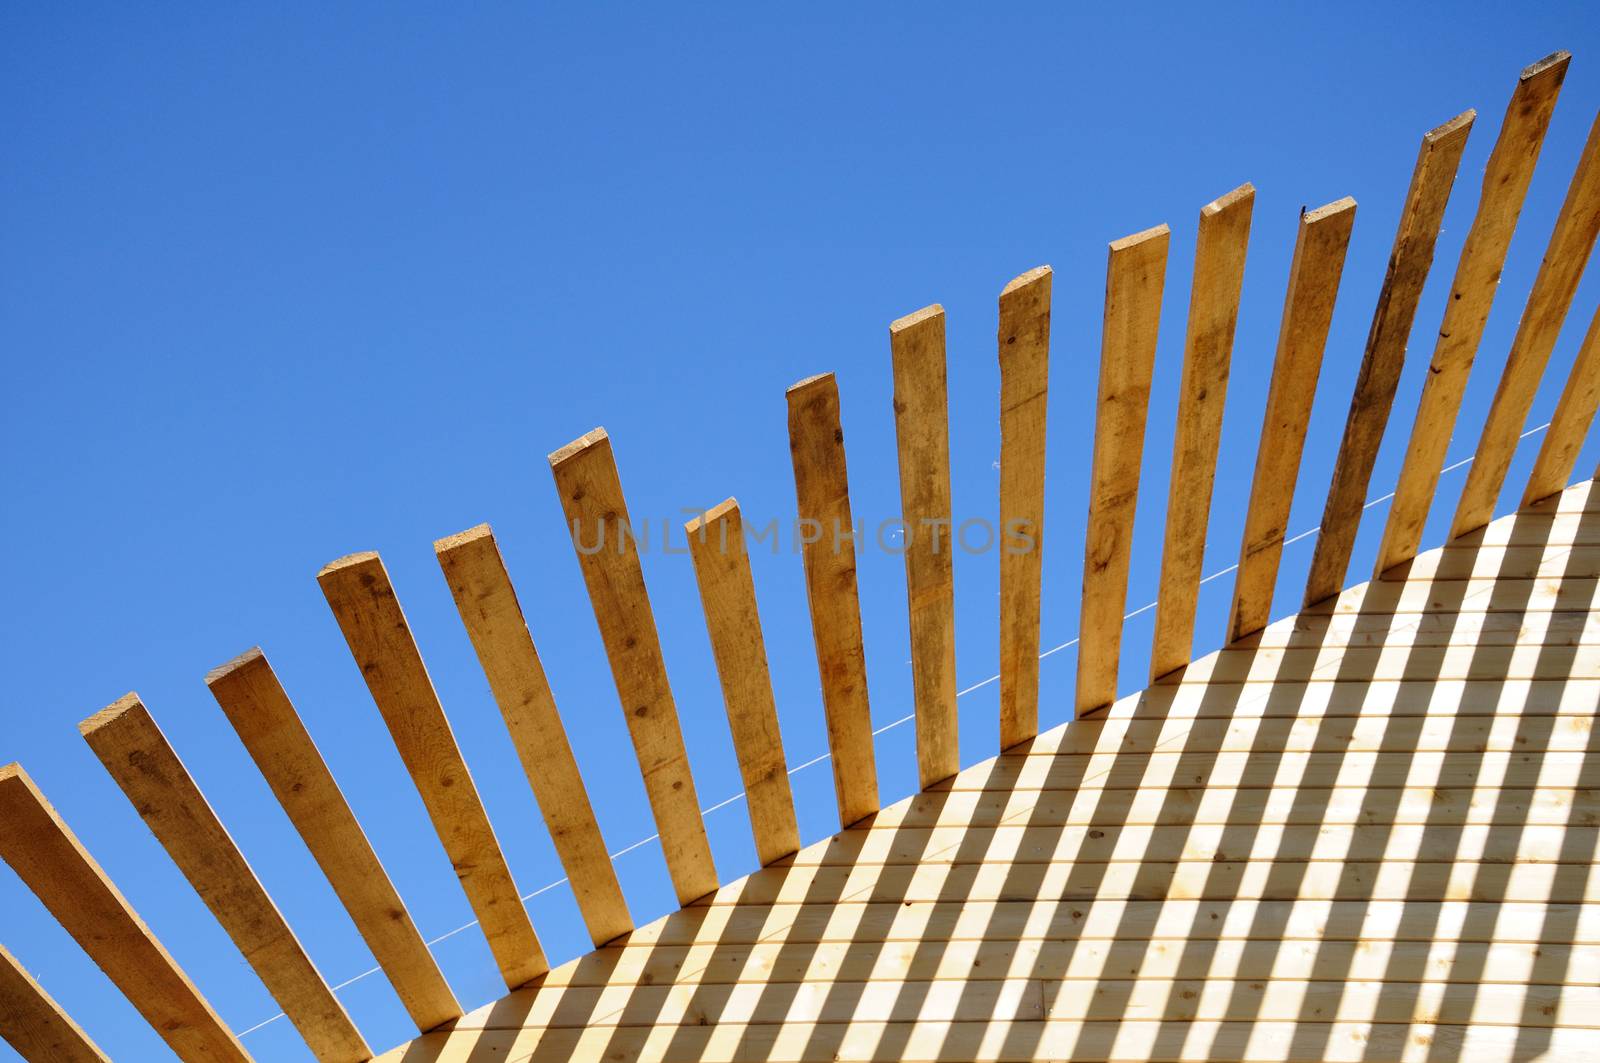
78,697,369,1063
1151,183,1255,678
684,499,801,866
1376,54,1571,571
1242,606,1596,650
0,764,251,1062
1228,198,1358,642
0,943,109,1063
433,525,633,947
1308,575,1600,617
549,429,718,905
996,265,1052,749
1163,641,1600,685
889,304,960,787
1099,676,1600,723
205,649,463,1031
1303,111,1475,605
318,552,547,989
1453,108,1600,536
1077,224,1170,716
1525,302,1600,504
786,373,880,828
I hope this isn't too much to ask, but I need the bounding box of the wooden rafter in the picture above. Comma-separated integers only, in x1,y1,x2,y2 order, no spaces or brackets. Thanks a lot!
0,943,109,1063
1525,303,1600,504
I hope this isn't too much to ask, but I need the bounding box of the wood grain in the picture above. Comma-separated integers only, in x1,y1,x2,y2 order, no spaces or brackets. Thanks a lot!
685,499,800,866
79,696,369,1063
206,648,463,1032
1303,110,1475,605
318,552,547,989
549,428,718,905
1524,302,1600,505
0,943,109,1063
434,525,633,946
890,304,960,787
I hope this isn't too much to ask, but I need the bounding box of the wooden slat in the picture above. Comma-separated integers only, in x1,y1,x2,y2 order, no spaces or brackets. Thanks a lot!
786,373,880,828
0,764,251,1062
889,304,960,787
684,499,801,867
79,696,370,1063
0,943,109,1063
1227,197,1358,642
549,429,718,906
1453,108,1600,536
1150,183,1255,678
433,525,633,947
1376,54,1571,570
205,649,463,1031
1244,606,1596,650
318,552,547,989
996,265,1052,749
1302,111,1475,605
1525,302,1600,504
1076,224,1170,716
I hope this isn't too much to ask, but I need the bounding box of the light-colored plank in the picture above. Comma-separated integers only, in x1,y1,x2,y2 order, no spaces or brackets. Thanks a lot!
1453,108,1600,536
79,696,369,1063
0,943,109,1063
1376,54,1571,571
1077,224,1170,716
1162,640,1600,685
549,429,718,905
997,265,1052,749
1228,197,1357,642
1151,183,1255,678
684,499,800,867
318,552,547,989
786,373,880,828
890,304,960,787
1241,606,1596,649
206,648,462,1033
0,764,251,1063
1525,302,1600,504
1308,574,1600,617
1303,111,1475,605
1391,540,1586,580
433,525,632,947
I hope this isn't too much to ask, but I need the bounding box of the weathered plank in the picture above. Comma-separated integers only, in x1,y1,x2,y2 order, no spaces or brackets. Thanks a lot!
1151,183,1255,678
685,499,800,866
434,524,632,947
318,551,547,988
79,696,369,1063
1077,224,1170,716
997,265,1052,749
1303,111,1475,605
890,304,960,787
549,428,718,905
1228,197,1357,642
786,373,880,828
1453,108,1600,536
0,764,251,1062
0,943,109,1063
1525,302,1600,504
1377,53,1570,570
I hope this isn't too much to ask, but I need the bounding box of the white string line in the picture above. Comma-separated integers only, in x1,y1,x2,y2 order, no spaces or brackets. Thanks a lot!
236,420,1551,1038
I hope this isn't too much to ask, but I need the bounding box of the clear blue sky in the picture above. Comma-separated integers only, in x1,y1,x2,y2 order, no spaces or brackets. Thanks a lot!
4,4,1599,1059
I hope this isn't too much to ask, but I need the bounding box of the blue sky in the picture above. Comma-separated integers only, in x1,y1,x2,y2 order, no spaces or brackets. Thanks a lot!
4,4,1600,1059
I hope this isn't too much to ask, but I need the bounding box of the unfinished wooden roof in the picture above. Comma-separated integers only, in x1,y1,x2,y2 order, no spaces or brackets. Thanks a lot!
5,50,1600,1063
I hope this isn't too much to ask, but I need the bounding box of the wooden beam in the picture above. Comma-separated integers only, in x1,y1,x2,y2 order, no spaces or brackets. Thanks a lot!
1150,183,1255,678
685,499,801,866
997,265,1052,749
1525,303,1600,505
1375,53,1571,572
1076,224,1169,717
205,649,463,1032
0,944,109,1063
1452,108,1600,537
1227,197,1357,643
0,764,251,1062
890,304,960,787
1302,110,1475,605
434,525,633,946
318,552,547,989
549,428,718,906
786,373,880,827
79,696,369,1063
